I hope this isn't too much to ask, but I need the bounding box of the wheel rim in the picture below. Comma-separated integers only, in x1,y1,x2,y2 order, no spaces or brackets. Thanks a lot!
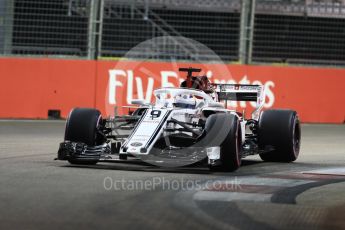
235,124,242,166
94,115,103,145
292,120,301,155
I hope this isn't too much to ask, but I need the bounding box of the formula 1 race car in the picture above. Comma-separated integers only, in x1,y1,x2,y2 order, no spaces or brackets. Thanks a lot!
57,67,301,171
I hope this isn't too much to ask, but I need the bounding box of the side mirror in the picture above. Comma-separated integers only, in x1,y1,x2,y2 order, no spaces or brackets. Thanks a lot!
131,99,149,106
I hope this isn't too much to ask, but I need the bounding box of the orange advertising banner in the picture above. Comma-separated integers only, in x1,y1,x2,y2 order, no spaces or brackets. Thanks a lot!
0,58,97,118
0,58,344,123
96,60,345,123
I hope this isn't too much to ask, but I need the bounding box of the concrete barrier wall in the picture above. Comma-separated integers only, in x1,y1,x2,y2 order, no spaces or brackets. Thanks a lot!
1,58,344,123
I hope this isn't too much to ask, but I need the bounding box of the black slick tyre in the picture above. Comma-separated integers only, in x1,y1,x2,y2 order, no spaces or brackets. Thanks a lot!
258,109,301,162
64,108,103,165
204,113,242,172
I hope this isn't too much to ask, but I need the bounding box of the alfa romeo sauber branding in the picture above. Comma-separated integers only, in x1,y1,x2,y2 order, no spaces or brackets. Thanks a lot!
123,109,171,155
217,84,260,91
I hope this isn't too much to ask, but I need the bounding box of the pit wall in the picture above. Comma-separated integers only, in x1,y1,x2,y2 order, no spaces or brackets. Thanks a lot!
0,58,344,123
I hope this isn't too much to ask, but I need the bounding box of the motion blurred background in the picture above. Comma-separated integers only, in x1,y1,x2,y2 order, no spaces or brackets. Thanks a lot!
0,0,344,122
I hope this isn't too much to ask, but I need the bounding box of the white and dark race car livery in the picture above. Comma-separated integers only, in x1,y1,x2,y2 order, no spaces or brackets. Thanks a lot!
57,67,301,171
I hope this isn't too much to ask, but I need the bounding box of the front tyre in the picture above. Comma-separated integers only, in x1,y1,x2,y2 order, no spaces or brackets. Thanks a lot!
204,114,242,172
258,109,301,162
65,108,104,165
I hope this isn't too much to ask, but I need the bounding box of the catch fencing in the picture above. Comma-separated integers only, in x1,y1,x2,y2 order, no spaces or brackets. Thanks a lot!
1,0,345,65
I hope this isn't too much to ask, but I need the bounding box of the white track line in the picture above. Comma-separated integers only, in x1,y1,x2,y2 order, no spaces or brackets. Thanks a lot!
210,176,315,188
302,167,345,176
194,191,272,202
194,176,315,203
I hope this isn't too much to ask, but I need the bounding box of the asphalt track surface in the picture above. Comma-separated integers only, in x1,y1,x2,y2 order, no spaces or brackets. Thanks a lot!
0,120,344,230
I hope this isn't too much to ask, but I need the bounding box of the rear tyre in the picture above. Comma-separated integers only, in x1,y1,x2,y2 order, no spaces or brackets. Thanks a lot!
65,108,104,165
258,109,301,162
204,114,242,172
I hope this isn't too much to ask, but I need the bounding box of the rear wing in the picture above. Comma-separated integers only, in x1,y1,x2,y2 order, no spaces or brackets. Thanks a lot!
211,84,265,119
